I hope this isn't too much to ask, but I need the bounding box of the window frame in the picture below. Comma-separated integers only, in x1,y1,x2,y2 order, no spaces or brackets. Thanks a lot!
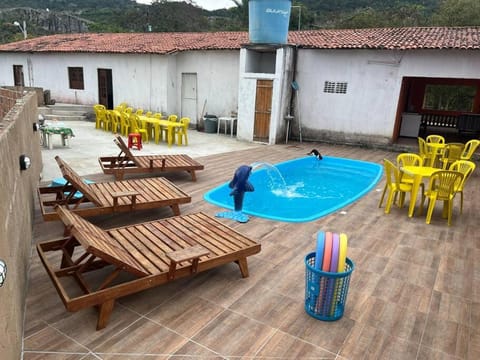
68,67,85,90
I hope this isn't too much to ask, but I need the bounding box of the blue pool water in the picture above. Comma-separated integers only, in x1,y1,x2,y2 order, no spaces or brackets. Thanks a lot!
203,156,383,223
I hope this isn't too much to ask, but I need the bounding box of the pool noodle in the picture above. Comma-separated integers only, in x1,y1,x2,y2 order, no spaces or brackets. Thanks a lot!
315,231,325,269
330,233,348,316
318,232,333,314
330,233,340,272
337,233,348,272
322,232,333,272
313,231,325,313
325,233,339,315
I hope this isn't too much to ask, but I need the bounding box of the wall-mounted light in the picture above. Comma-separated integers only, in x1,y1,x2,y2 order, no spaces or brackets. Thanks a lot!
0,260,6,287
19,155,31,170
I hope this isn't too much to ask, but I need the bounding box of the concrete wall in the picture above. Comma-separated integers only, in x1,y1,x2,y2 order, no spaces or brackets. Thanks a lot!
2,47,480,146
0,92,42,360
294,48,480,145
0,51,241,126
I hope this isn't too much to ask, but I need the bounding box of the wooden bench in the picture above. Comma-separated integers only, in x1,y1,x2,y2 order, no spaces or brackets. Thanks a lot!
37,206,261,330
457,114,480,138
419,114,458,137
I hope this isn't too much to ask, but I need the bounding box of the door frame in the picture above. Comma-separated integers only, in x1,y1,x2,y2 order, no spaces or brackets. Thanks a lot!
97,68,113,108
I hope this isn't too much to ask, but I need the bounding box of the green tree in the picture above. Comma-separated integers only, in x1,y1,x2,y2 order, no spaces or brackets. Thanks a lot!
431,0,480,26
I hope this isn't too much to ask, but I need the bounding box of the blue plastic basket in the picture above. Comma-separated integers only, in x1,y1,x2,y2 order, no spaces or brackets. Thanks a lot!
304,252,354,321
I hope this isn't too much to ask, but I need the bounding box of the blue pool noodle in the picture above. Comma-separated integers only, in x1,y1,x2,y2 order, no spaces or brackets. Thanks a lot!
315,231,325,269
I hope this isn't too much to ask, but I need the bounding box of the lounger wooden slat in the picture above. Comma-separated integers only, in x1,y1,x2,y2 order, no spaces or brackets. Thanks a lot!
37,156,191,221
98,135,204,181
37,206,261,330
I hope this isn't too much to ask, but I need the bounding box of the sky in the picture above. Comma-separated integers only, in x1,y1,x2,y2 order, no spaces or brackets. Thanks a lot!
135,0,237,11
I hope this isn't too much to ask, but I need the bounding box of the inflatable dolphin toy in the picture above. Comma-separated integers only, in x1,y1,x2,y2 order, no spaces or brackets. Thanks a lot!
216,165,254,223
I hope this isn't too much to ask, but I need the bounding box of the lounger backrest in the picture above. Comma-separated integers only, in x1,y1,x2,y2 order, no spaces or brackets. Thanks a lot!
114,136,141,167
56,206,149,277
55,156,103,206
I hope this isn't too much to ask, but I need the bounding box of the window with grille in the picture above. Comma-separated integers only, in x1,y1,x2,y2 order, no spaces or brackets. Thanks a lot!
68,67,84,90
324,81,348,94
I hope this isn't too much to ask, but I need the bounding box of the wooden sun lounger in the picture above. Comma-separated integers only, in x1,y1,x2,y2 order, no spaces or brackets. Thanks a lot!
37,206,261,330
37,156,191,221
98,135,204,181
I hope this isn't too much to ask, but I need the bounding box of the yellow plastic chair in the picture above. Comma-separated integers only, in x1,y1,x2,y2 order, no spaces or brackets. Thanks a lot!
167,114,178,122
145,111,153,118
103,110,114,132
119,111,130,136
396,153,422,185
440,143,465,169
460,139,480,160
124,107,133,115
93,104,107,129
114,102,128,112
135,109,144,116
176,117,190,146
129,114,149,143
109,110,122,134
426,135,445,144
417,137,432,165
449,160,476,213
153,112,162,120
378,159,413,214
420,170,463,226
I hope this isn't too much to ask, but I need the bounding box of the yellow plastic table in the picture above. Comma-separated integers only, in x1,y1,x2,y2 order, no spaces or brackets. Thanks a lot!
139,116,183,146
400,165,439,217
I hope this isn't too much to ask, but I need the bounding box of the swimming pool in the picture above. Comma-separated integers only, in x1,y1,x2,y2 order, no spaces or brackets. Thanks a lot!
203,156,383,223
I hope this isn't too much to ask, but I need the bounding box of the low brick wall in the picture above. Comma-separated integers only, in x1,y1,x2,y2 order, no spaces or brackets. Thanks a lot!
0,92,42,360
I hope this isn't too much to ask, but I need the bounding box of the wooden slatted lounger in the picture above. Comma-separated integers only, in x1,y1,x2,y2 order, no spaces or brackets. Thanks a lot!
37,156,191,221
37,206,261,330
98,135,204,181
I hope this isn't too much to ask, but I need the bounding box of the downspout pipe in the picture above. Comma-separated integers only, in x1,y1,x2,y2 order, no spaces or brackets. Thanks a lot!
289,45,298,116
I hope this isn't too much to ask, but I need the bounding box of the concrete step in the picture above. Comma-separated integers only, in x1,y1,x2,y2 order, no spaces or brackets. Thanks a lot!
38,103,95,123
43,113,87,122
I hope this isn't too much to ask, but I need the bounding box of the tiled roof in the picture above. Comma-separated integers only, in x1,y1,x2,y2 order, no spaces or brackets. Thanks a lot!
1,27,480,54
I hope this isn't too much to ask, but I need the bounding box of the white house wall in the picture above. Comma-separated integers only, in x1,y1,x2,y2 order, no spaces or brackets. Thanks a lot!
294,48,480,144
175,50,240,124
0,52,172,111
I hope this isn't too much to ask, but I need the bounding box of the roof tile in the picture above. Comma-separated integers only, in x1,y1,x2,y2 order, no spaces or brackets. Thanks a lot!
1,27,480,54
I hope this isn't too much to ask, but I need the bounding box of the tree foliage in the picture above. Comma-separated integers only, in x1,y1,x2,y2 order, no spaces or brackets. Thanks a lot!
1,0,479,45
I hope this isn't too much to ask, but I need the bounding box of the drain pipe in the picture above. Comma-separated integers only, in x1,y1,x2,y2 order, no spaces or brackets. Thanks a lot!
288,45,301,142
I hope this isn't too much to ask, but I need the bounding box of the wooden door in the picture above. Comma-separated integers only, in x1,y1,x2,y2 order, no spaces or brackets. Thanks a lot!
181,73,197,124
254,80,273,142
13,65,24,86
97,68,113,108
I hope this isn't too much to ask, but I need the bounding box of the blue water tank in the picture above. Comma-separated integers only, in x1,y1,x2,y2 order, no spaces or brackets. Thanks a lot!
249,0,292,44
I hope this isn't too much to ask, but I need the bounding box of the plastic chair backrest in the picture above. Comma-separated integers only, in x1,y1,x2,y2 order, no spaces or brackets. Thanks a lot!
442,143,464,166
135,109,144,115
418,137,429,156
129,114,141,132
125,107,133,115
426,135,445,144
167,114,178,122
180,117,190,128
460,139,480,160
449,160,476,191
397,153,422,168
427,170,463,200
153,113,162,119
384,159,402,187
